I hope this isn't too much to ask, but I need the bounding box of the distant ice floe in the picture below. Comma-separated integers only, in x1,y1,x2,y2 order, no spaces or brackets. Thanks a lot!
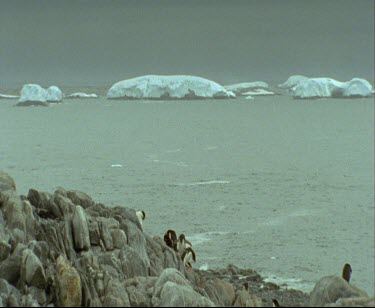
242,89,275,96
66,93,99,99
245,96,254,100
0,94,19,99
224,81,269,95
199,264,209,271
17,84,63,106
174,180,230,186
107,75,235,100
111,164,123,168
291,78,373,99
278,75,309,89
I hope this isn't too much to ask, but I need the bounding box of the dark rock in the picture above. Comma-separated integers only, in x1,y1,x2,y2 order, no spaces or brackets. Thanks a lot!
15,101,48,107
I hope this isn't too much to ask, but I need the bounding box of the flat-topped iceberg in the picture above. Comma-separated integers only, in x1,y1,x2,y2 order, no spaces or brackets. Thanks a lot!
224,81,269,95
18,84,48,106
242,89,275,96
278,75,309,89
291,78,373,99
107,75,235,100
66,93,99,99
0,94,19,99
47,86,63,102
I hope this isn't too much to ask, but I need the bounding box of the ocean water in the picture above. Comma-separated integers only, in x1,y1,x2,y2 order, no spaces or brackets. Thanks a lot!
0,87,373,294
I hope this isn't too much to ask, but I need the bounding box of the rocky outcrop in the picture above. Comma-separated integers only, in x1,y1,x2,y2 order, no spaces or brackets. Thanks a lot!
107,75,235,100
1,170,371,307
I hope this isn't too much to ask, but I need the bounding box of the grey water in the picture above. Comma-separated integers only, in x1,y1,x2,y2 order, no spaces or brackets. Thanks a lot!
0,88,373,294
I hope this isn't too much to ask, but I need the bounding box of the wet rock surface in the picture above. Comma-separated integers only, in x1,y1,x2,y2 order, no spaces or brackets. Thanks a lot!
0,171,372,307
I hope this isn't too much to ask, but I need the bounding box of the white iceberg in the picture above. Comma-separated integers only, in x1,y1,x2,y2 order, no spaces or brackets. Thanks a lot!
0,94,19,99
278,75,309,89
291,78,373,99
224,81,269,95
47,86,63,102
242,89,275,96
66,93,99,99
245,96,254,100
107,75,235,100
18,84,48,104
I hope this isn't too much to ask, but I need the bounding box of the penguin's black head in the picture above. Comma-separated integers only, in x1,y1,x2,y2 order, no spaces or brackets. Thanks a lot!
342,263,352,283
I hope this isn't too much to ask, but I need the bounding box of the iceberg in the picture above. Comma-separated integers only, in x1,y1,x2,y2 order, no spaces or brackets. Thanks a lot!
278,75,309,89
107,75,235,100
0,94,19,99
66,93,99,99
224,81,269,95
47,86,63,102
291,78,373,99
18,84,48,106
242,89,275,96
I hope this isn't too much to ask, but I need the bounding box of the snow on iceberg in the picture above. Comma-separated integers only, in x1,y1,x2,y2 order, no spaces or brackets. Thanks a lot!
107,75,235,100
278,75,309,89
18,84,48,104
66,93,99,99
47,86,63,102
291,78,373,99
224,81,269,95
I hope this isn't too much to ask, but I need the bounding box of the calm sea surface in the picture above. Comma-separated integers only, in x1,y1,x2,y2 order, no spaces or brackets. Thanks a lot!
0,87,373,294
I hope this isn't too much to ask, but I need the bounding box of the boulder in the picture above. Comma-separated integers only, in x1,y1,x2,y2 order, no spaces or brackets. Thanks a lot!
0,171,16,192
309,275,368,307
20,249,46,288
55,255,82,307
18,84,48,106
119,246,149,279
107,75,235,100
111,229,127,249
72,205,91,251
46,86,63,102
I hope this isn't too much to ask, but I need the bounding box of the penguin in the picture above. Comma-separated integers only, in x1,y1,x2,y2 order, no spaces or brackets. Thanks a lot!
342,263,352,283
272,299,282,307
177,234,193,258
181,247,196,268
164,229,178,252
136,210,146,226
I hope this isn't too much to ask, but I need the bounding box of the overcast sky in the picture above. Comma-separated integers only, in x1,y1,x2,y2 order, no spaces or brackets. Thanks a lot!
0,0,373,86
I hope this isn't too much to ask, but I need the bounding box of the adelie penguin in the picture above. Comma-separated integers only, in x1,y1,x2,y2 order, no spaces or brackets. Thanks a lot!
136,210,146,226
164,229,178,252
181,247,196,268
342,263,352,283
177,233,192,258
272,299,282,307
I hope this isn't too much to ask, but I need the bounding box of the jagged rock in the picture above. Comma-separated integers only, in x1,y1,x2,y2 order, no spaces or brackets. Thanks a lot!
20,249,46,289
0,240,11,262
309,275,368,307
209,277,236,306
102,278,131,307
53,193,76,217
98,218,114,251
55,255,82,307
111,229,127,249
65,190,95,209
0,171,16,192
0,244,26,283
27,241,49,266
2,194,26,233
119,246,148,279
72,205,91,251
233,288,263,307
27,188,62,219
28,286,47,305
124,276,157,307
152,268,215,307
324,296,375,307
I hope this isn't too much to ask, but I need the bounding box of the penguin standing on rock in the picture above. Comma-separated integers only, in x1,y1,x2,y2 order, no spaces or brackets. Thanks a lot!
177,234,192,258
164,229,178,252
136,210,146,226
182,247,196,268
342,263,352,283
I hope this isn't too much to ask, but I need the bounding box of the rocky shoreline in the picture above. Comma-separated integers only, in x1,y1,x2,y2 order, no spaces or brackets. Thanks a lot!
0,171,373,307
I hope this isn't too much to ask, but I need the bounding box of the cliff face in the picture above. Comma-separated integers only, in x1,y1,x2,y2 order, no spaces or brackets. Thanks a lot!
1,170,370,307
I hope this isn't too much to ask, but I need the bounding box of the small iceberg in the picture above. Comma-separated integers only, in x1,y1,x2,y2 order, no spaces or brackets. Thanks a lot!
0,94,19,99
111,164,123,168
107,75,235,100
47,86,63,102
224,81,269,95
242,89,275,96
17,84,48,107
291,77,373,99
278,75,309,89
66,93,99,99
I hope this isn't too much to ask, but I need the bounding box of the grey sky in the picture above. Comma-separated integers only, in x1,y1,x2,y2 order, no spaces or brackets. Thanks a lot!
0,0,373,86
